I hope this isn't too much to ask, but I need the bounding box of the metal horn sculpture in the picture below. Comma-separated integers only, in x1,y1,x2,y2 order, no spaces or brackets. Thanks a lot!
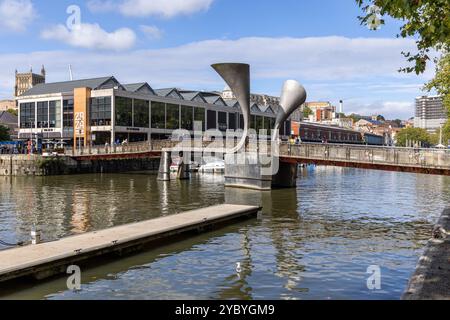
272,80,307,142
211,63,250,153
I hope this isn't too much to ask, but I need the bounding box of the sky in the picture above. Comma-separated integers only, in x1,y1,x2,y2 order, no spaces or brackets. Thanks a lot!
0,0,438,120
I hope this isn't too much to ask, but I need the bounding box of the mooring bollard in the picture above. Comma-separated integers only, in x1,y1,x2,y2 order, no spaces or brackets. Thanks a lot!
31,227,41,245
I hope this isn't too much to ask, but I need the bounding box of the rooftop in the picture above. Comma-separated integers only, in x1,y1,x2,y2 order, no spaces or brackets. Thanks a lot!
20,76,121,97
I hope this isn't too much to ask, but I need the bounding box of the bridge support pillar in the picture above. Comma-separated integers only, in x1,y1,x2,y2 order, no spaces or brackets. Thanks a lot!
177,163,190,180
271,162,298,188
224,153,272,191
224,154,298,190
157,150,171,181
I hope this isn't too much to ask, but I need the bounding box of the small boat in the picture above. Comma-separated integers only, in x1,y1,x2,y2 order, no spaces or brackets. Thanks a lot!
199,158,225,174
169,163,179,173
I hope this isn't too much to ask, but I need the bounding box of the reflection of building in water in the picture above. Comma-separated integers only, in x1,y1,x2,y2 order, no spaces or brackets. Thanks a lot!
216,232,253,300
71,191,90,234
266,188,307,292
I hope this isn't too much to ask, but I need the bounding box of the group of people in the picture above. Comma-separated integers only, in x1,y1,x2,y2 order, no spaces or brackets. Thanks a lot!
104,139,129,148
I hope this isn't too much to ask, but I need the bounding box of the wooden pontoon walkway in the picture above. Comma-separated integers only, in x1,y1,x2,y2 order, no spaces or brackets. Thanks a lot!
0,204,260,283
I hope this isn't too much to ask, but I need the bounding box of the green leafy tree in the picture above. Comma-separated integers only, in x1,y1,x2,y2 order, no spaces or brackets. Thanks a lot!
349,113,362,123
357,0,449,146
357,0,449,76
391,119,403,127
0,125,10,142
303,105,313,118
396,127,432,147
7,109,18,116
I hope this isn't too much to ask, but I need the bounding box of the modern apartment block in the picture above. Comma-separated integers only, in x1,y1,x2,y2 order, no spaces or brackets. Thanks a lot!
414,95,447,133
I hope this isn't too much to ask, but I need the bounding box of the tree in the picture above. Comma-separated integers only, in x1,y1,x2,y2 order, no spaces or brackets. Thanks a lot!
303,105,313,118
357,0,449,76
0,125,10,142
391,119,403,128
396,127,432,147
349,113,362,123
425,54,450,112
357,0,449,145
7,109,18,117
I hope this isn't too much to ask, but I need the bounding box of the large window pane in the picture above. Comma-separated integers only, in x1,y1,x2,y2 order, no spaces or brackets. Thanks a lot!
256,116,263,132
90,97,112,126
228,113,236,130
181,105,193,130
37,101,48,128
63,99,74,128
49,100,61,128
20,102,35,128
151,101,165,129
166,103,180,130
264,117,275,131
194,107,205,131
115,96,132,127
134,99,149,128
218,111,227,132
207,110,216,130
249,115,255,130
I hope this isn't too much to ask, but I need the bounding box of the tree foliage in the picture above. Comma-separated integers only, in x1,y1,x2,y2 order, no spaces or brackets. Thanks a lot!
303,105,313,118
357,0,449,141
396,127,432,147
0,125,10,142
6,109,18,117
356,0,449,75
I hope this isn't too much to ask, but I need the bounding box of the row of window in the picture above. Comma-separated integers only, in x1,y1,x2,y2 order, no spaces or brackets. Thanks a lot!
114,96,278,132
20,96,284,133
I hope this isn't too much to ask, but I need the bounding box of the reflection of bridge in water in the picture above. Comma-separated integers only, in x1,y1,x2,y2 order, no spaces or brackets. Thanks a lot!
70,140,450,176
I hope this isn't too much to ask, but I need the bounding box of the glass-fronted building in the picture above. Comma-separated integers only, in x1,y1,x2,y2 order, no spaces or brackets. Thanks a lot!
16,76,291,146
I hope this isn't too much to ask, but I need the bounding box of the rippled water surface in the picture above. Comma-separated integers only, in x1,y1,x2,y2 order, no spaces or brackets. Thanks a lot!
0,166,449,300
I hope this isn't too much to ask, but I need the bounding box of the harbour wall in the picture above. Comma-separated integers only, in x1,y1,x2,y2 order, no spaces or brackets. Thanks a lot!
0,155,160,176
402,208,450,300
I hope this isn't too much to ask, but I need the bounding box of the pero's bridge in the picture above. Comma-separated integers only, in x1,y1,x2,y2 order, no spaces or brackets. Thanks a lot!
68,140,450,176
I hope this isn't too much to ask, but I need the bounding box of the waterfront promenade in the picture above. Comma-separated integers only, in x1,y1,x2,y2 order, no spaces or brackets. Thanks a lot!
403,208,450,300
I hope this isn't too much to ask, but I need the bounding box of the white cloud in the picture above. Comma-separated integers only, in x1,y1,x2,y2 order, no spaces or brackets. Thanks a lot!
0,0,35,32
140,25,163,40
41,23,136,51
88,0,214,18
0,36,433,118
345,100,414,120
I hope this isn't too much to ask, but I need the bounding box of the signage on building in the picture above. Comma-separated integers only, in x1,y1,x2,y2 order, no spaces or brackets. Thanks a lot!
75,112,85,136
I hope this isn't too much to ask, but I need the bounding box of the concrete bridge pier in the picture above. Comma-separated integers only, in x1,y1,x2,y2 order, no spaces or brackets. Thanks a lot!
157,150,171,181
271,162,298,188
224,153,298,190
177,151,190,180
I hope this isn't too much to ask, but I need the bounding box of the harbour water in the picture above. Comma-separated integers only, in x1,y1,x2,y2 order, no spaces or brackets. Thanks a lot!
0,166,449,300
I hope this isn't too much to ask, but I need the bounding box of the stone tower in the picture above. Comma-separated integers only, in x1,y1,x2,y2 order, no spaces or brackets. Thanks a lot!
14,65,46,98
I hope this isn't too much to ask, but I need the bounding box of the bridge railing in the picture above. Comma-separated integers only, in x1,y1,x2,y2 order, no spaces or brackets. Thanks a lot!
283,143,450,169
67,140,450,169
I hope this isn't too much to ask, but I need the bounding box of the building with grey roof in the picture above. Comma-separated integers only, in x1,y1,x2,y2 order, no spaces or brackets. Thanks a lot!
0,111,18,140
16,76,292,147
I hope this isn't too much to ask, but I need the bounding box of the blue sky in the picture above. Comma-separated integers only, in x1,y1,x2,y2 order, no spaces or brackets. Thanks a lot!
0,0,437,119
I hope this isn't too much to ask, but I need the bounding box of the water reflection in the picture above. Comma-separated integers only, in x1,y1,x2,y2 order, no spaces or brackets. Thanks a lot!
0,167,449,300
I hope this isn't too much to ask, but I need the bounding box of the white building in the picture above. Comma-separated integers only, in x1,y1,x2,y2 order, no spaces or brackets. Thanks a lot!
414,96,447,133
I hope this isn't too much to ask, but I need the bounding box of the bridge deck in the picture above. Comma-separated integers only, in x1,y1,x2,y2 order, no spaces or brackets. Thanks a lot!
0,204,260,283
